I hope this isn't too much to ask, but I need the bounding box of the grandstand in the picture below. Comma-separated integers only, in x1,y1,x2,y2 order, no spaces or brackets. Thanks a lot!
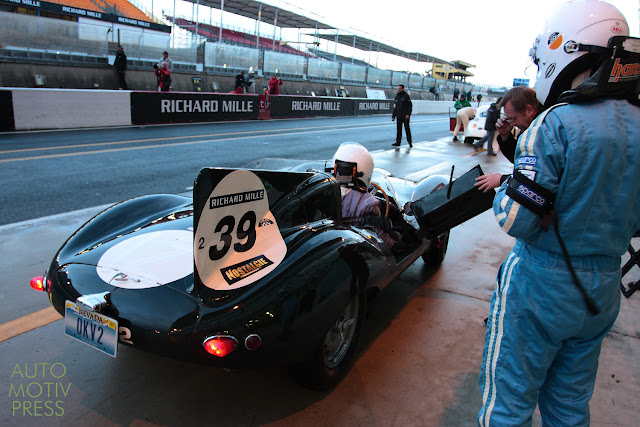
165,16,311,57
0,0,509,96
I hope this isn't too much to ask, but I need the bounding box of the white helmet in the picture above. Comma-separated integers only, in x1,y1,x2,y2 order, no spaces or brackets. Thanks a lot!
331,142,374,190
530,0,629,106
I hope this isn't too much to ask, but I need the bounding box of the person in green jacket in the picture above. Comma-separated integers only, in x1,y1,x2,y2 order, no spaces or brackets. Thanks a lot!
454,93,471,110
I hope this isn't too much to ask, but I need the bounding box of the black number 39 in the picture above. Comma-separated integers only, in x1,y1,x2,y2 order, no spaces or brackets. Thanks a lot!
207,210,257,261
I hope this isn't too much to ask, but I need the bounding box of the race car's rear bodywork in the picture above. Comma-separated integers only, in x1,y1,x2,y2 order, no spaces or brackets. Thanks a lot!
40,163,493,388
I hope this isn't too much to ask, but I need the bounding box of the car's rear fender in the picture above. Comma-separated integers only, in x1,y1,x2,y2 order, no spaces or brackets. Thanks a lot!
58,194,192,263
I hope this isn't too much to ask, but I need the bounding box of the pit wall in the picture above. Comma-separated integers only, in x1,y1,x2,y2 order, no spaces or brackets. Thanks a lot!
0,87,455,132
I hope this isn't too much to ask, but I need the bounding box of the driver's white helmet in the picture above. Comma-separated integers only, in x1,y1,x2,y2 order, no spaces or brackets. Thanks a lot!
530,0,629,106
331,142,374,189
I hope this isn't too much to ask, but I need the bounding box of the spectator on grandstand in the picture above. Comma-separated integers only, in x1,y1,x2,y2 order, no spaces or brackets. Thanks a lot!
158,51,173,73
113,45,128,90
235,71,246,93
245,71,256,94
269,75,283,95
154,62,171,92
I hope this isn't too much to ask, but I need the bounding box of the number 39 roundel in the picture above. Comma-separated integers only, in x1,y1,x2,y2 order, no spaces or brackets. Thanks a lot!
194,170,287,290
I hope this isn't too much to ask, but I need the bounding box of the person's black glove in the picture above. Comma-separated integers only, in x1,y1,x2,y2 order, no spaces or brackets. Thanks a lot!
153,64,158,69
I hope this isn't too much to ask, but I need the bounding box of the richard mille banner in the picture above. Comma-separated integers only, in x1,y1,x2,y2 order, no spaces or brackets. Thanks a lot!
354,100,393,116
131,92,259,124
0,0,171,32
268,96,394,118
269,96,355,118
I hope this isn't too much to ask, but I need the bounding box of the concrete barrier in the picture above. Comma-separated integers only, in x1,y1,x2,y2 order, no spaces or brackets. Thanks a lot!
1,88,454,132
8,88,132,131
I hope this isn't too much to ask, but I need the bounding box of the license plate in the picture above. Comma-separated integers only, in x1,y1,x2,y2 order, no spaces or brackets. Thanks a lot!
64,300,118,357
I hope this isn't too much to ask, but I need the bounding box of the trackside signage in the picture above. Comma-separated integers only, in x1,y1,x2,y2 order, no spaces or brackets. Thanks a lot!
131,93,259,124
355,100,393,115
269,96,354,118
0,0,171,32
268,96,393,118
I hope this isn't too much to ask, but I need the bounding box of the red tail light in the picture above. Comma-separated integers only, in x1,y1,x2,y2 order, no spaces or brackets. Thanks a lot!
30,276,46,291
203,335,238,357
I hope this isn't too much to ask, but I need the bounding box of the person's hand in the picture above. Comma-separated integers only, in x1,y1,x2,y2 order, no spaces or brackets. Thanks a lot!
405,115,410,120
392,116,395,121
153,64,158,69
496,115,513,140
475,173,503,193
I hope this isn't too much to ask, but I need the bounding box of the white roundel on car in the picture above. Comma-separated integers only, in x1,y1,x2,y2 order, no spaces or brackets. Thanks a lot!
194,169,287,290
96,230,193,289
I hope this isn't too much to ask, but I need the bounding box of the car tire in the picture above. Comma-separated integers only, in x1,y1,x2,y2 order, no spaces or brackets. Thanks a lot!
422,230,450,266
464,137,476,144
289,279,366,390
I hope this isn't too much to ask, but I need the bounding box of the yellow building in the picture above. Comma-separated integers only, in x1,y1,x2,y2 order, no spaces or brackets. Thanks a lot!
432,60,475,81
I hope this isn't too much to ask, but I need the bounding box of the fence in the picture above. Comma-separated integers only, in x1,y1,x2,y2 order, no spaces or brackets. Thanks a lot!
0,11,493,95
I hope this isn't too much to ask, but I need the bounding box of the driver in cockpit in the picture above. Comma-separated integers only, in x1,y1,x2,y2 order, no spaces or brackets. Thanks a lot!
331,142,401,248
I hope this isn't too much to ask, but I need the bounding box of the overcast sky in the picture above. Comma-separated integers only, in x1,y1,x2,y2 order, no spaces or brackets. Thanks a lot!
150,0,639,88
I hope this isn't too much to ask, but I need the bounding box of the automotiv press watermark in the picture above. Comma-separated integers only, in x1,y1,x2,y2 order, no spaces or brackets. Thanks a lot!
9,363,70,417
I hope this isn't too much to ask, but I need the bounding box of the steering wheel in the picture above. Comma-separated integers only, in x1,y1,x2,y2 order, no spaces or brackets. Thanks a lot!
370,182,389,217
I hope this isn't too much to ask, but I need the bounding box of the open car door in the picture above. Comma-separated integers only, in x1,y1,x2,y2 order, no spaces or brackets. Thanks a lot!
411,165,496,239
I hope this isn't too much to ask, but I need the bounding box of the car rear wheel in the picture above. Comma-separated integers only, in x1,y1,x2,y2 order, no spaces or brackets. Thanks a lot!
289,280,366,390
422,230,450,266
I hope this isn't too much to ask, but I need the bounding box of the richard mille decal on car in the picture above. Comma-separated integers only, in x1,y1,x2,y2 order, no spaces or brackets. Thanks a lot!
96,230,193,289
194,169,287,290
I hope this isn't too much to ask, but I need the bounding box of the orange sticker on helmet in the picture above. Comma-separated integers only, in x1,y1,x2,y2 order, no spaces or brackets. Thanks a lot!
549,33,563,50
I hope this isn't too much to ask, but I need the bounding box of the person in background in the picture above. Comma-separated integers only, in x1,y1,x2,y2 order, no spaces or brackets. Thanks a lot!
154,62,171,92
158,51,173,72
245,71,256,94
473,97,501,156
113,45,127,90
478,1,640,425
452,93,474,142
454,93,471,110
235,71,246,93
391,84,412,147
269,74,283,95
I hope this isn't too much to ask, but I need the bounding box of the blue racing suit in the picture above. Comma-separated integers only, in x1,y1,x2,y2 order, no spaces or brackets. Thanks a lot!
478,98,640,426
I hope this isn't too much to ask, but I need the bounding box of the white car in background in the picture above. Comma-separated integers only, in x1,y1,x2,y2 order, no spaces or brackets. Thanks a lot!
463,104,489,144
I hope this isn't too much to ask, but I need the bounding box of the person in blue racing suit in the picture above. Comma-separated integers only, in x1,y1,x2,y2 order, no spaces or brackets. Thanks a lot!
478,1,640,425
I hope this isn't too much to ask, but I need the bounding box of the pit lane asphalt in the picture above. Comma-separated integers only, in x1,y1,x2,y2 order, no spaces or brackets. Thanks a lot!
1,127,638,426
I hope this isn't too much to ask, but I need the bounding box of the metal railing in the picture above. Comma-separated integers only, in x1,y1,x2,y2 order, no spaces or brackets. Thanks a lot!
0,11,501,95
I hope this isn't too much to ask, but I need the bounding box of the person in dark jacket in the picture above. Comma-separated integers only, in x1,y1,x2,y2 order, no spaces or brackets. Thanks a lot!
473,100,500,155
235,71,246,93
113,45,128,90
391,84,412,147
